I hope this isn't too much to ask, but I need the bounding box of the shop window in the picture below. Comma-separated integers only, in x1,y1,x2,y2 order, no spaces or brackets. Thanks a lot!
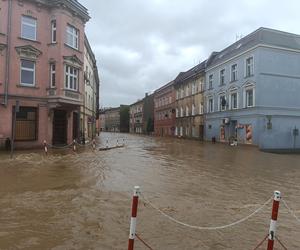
15,107,37,141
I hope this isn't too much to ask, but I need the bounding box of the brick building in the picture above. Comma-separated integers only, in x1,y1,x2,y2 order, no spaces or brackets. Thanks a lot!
0,0,92,148
154,81,176,136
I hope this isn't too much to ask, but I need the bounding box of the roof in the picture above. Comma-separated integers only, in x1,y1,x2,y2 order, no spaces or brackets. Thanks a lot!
174,60,206,85
154,80,175,94
30,0,90,22
207,27,300,69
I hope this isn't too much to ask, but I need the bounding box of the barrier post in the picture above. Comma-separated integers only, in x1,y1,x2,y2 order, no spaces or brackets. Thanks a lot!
128,186,140,250
43,140,48,155
117,139,119,146
267,191,281,250
123,138,125,145
106,139,108,148
73,139,76,151
92,139,96,150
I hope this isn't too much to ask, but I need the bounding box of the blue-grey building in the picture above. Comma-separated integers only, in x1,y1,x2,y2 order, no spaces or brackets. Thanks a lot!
204,27,300,151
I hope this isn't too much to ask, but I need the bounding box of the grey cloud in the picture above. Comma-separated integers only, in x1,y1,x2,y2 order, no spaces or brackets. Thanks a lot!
81,0,300,107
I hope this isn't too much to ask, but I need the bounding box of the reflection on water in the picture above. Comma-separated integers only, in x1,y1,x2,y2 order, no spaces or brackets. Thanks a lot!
0,132,300,249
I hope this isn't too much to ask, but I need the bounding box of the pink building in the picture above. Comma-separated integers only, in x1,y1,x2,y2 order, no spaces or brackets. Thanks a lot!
0,0,90,148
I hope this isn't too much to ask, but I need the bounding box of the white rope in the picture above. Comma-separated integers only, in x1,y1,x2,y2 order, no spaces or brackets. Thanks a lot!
282,199,300,224
46,142,74,149
141,195,272,230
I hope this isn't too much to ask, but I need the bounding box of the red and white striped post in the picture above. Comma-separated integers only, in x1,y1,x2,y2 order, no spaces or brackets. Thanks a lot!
43,140,48,155
267,191,281,250
128,186,140,250
73,139,76,151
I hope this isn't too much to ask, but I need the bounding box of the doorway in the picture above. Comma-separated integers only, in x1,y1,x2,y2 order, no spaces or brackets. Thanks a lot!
52,110,67,145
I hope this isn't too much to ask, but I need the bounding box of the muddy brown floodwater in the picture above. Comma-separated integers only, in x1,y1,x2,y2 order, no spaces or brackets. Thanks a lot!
0,132,300,250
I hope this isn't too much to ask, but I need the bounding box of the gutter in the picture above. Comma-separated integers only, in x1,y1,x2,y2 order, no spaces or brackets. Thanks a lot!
3,0,12,107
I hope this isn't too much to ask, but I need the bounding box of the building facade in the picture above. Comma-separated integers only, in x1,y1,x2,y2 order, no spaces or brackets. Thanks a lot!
0,0,90,148
154,81,176,136
98,109,106,132
81,35,99,141
104,107,120,132
174,62,205,139
130,100,143,134
143,93,154,134
204,27,300,150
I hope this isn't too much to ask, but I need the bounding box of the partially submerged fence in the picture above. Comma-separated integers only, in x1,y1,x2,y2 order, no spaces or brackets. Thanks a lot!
127,187,300,250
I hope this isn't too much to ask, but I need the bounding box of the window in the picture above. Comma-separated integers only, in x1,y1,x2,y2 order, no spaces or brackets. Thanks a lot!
208,74,213,89
186,106,189,116
50,64,56,87
176,90,180,100
192,104,195,116
208,97,214,113
65,65,78,90
181,88,184,98
185,86,189,97
219,95,226,111
220,69,225,85
231,64,237,81
175,127,178,136
180,127,183,136
21,16,37,40
51,20,57,43
180,107,184,117
246,88,254,107
199,79,204,92
176,108,179,118
20,60,35,86
245,57,254,77
230,92,238,109
191,83,196,95
169,96,172,103
15,107,37,141
66,24,78,49
199,102,204,114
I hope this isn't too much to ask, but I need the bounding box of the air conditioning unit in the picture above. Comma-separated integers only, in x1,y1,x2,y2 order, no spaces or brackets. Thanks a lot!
222,118,230,124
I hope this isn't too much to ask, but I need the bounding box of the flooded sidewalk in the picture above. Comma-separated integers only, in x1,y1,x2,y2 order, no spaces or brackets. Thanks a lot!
0,132,300,249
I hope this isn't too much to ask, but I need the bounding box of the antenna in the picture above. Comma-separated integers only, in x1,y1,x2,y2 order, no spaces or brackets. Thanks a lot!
235,33,243,41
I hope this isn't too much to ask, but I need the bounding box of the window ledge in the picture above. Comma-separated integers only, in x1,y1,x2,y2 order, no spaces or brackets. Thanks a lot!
0,32,6,37
230,80,238,83
48,42,58,46
219,84,226,87
244,75,254,79
17,84,39,89
18,37,41,44
64,43,82,53
46,87,57,90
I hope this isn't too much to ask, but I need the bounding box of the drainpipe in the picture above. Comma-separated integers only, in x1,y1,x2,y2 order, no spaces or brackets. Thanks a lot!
3,0,12,106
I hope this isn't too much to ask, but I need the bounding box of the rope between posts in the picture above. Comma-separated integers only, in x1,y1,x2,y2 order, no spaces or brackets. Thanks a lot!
253,234,268,250
46,142,74,149
282,199,300,224
275,236,288,250
75,140,94,147
141,195,272,230
135,234,154,250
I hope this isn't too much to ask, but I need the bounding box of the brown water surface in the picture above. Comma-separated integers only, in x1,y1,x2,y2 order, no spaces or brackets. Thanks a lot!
0,132,300,249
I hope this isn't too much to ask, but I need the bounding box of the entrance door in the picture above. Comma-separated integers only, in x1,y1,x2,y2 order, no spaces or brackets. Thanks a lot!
53,110,67,145
199,125,204,140
73,112,79,140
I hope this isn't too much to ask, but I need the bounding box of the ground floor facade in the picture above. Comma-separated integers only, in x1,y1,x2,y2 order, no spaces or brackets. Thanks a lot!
80,108,97,142
175,115,204,140
205,108,300,150
0,97,80,149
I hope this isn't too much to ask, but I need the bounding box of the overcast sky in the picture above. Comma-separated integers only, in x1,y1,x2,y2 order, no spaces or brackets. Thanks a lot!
81,0,300,107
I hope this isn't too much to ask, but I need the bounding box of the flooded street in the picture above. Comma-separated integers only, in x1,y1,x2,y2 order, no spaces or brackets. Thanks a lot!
0,132,300,250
